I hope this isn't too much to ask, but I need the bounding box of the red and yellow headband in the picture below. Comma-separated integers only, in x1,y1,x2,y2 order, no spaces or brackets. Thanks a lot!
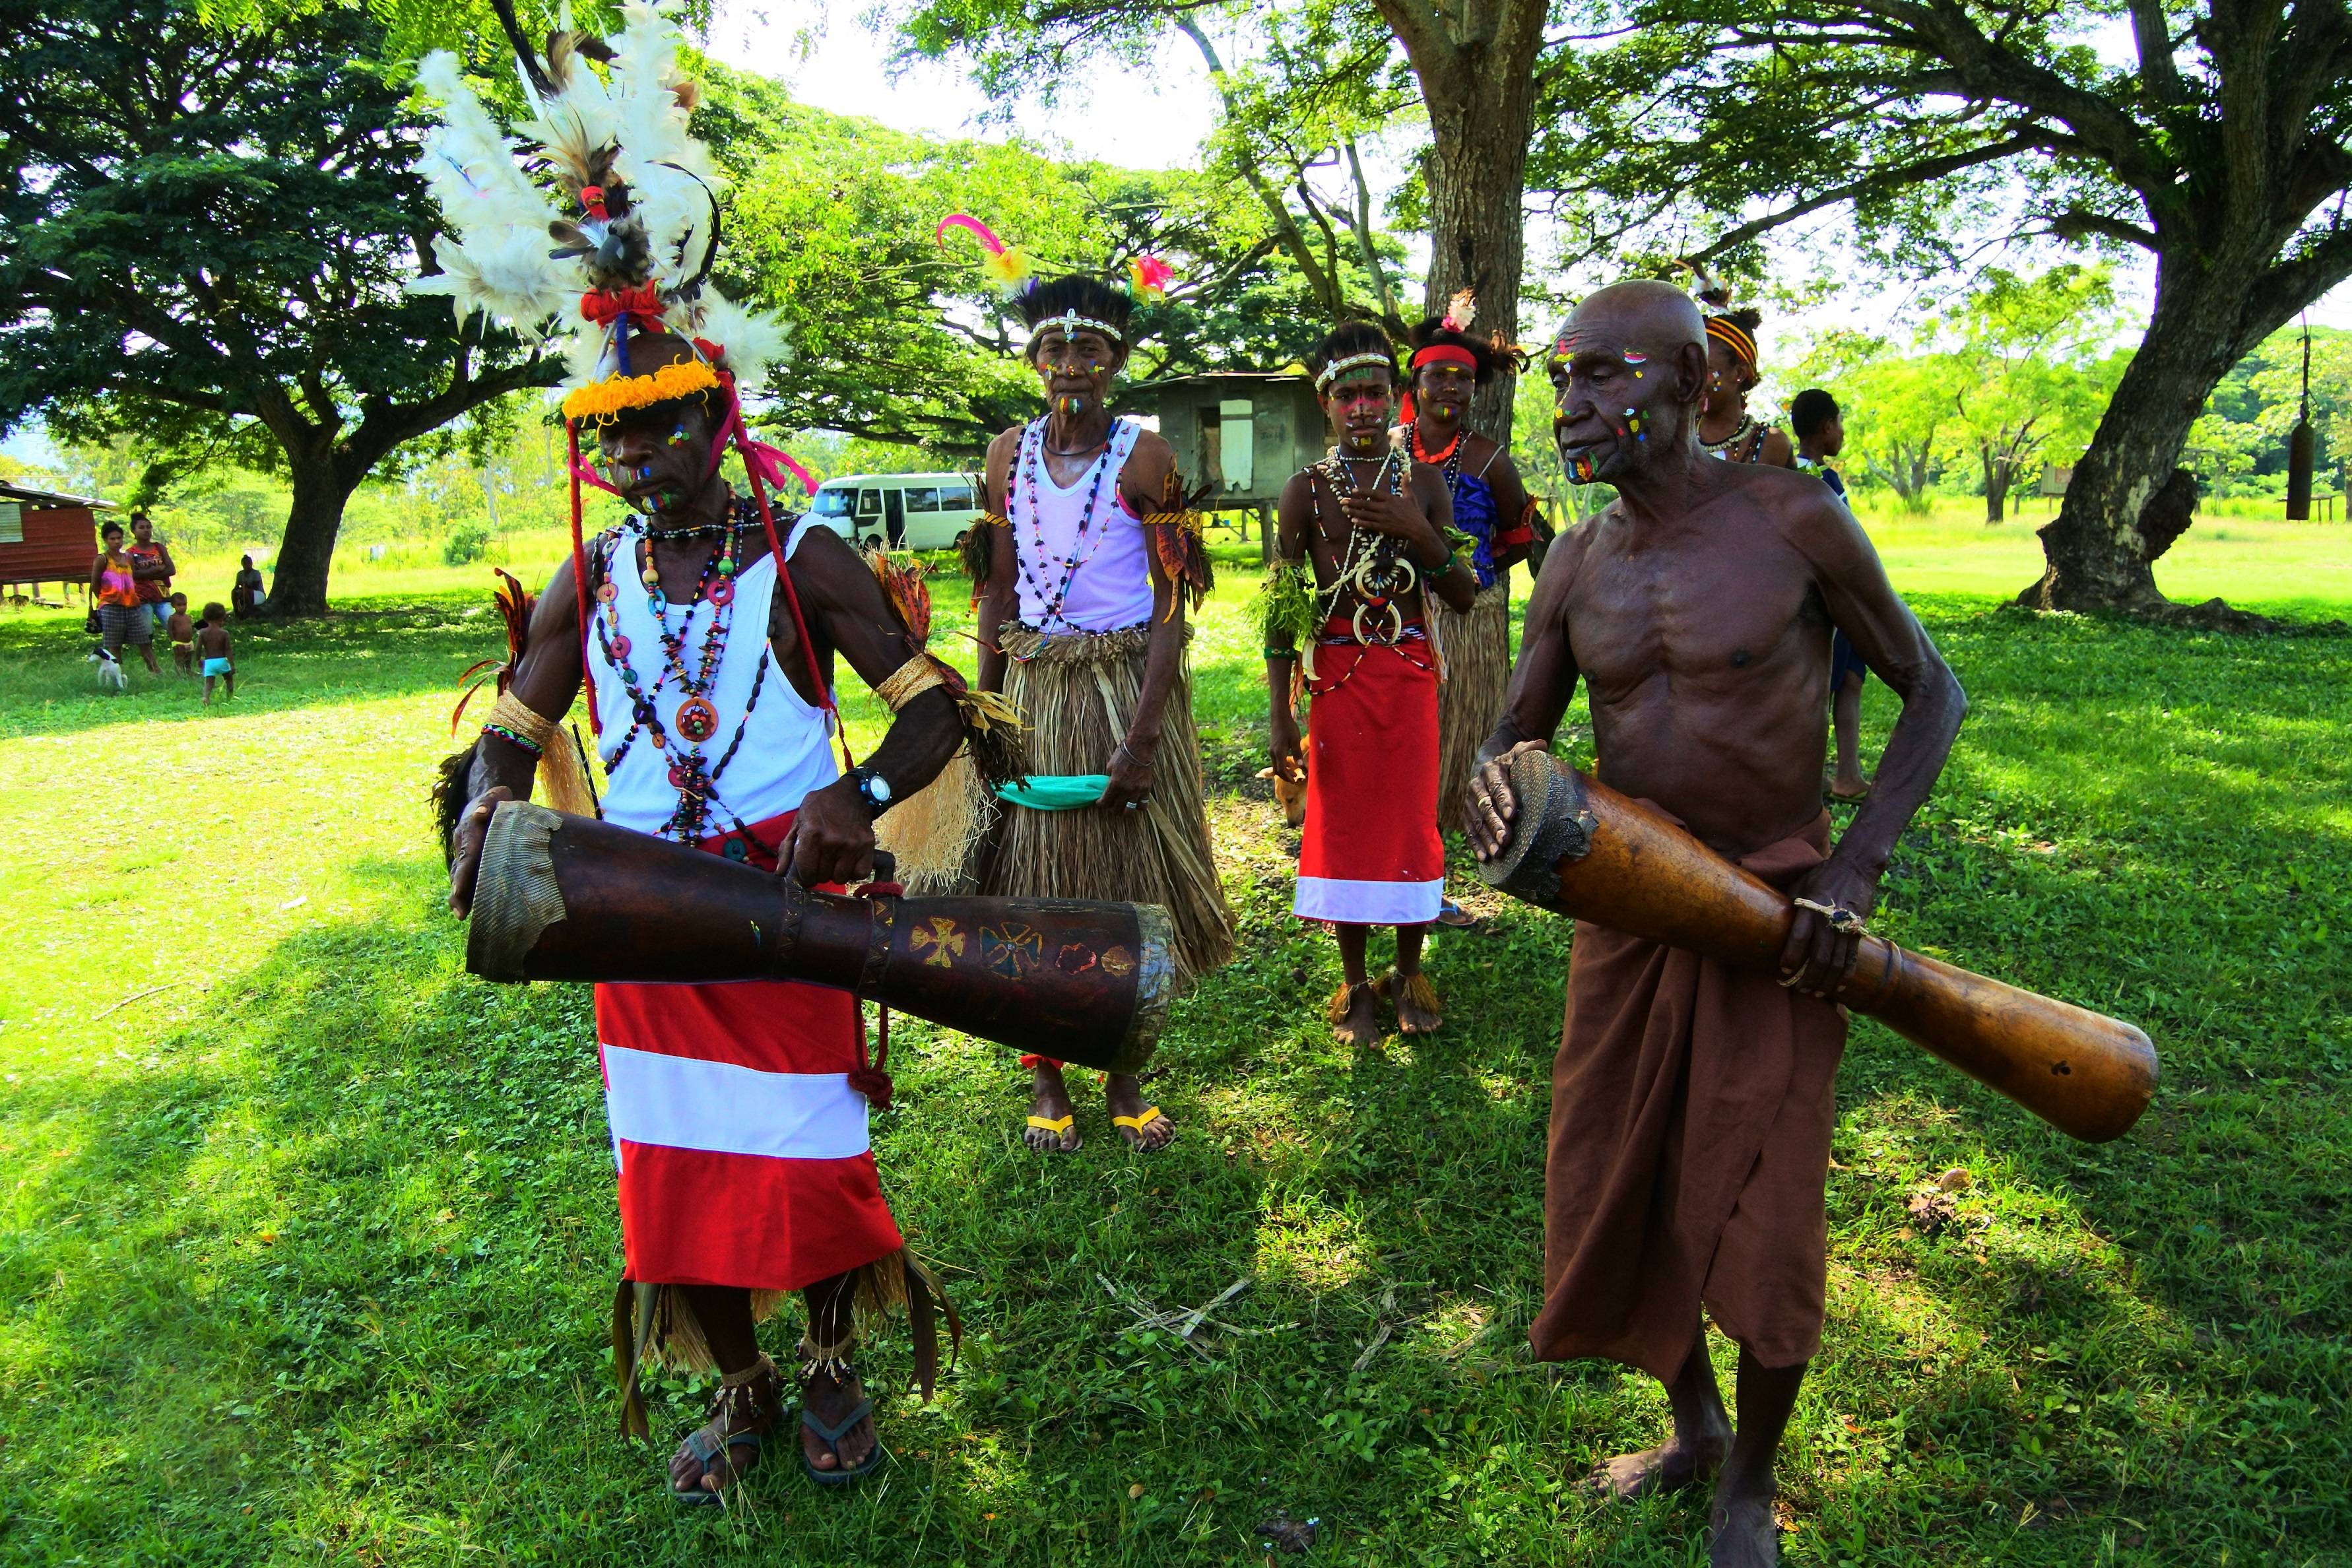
1409,344,1480,374
1705,314,1758,370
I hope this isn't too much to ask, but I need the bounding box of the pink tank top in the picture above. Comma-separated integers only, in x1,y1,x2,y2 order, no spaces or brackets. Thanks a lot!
1007,417,1155,634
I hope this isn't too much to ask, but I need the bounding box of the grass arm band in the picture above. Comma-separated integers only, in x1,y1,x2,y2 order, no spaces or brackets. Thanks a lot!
484,690,558,754
876,653,948,711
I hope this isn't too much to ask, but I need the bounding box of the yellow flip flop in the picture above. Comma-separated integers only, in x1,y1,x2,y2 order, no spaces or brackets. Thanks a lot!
1025,1113,1076,1150
1112,1107,1169,1144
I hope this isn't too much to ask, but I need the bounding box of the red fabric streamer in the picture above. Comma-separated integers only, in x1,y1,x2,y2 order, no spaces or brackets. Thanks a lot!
565,421,600,737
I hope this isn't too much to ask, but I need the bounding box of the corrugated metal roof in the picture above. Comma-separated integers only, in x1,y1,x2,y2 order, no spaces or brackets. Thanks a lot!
0,482,113,510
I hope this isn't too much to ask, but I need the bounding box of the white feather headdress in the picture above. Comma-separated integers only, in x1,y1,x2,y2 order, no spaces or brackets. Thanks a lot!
406,1,789,419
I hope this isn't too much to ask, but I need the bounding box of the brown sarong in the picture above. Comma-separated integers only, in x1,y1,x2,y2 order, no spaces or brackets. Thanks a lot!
1530,814,1846,1381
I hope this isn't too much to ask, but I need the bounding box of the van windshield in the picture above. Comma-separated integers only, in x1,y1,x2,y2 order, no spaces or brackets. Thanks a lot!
810,488,853,517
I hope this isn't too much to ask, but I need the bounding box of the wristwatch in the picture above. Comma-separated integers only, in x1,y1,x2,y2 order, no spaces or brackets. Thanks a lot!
849,765,894,816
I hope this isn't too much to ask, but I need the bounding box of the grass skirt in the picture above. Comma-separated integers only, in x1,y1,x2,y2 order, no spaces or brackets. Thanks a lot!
979,622,1235,985
1432,580,1511,836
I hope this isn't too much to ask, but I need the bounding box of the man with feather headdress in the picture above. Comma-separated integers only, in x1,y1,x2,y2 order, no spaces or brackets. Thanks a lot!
417,4,1013,1499
940,222,1233,1154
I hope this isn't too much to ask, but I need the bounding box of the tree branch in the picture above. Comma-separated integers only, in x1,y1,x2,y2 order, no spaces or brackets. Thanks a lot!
1685,131,2046,262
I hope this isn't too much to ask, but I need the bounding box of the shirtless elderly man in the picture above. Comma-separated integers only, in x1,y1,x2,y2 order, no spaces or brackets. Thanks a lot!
1466,281,1965,1565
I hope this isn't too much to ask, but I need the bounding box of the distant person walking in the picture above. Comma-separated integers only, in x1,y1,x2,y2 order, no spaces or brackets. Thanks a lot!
128,513,176,633
90,520,159,674
1792,388,1870,801
195,603,235,705
232,555,266,617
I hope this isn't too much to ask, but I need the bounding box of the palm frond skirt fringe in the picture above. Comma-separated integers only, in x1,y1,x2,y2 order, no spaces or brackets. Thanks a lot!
979,622,1235,985
1431,581,1511,835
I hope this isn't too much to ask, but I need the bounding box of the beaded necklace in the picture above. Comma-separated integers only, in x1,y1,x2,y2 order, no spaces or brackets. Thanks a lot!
1314,448,1420,647
592,498,769,844
1701,412,1757,459
1008,414,1121,633
1404,420,1464,486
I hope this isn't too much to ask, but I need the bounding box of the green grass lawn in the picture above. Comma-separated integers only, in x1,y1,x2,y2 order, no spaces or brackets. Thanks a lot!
1,528,2346,1566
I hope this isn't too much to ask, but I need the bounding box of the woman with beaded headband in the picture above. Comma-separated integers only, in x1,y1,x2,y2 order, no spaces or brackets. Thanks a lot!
1264,320,1476,1043
415,6,1008,1501
946,229,1233,1156
1686,267,1796,469
1398,294,1539,918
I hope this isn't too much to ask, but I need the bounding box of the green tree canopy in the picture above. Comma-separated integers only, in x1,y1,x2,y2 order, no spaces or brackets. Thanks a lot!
1535,0,2352,622
0,0,556,614
701,66,1373,457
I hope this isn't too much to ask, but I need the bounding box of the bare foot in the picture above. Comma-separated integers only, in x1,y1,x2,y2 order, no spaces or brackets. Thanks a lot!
1379,969,1443,1035
1583,1431,1729,1501
1707,1490,1779,1566
1104,1072,1174,1150
799,1362,878,1476
1023,1064,1081,1152
1330,981,1382,1047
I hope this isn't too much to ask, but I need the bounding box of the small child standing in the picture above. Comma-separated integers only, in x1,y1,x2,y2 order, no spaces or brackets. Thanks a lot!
195,603,235,705
166,593,195,675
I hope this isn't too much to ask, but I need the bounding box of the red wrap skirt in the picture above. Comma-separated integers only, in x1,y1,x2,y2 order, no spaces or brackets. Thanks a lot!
1293,620,1444,926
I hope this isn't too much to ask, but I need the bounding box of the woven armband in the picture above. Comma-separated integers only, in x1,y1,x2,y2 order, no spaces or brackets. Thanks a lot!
483,690,558,756
875,653,949,712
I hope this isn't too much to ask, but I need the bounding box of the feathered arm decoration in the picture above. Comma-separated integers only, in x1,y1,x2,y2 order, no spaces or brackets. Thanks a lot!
450,568,536,733
960,510,1008,605
1140,471,1215,619
864,546,1028,787
865,544,934,647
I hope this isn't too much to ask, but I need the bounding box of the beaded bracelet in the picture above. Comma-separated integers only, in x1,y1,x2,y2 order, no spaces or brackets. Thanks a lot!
1263,645,1297,661
481,721,544,757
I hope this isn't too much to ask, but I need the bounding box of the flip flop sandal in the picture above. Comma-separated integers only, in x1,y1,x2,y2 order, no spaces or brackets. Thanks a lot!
1435,898,1478,927
1113,1106,1170,1146
670,1424,762,1504
1025,1112,1077,1150
801,1398,883,1486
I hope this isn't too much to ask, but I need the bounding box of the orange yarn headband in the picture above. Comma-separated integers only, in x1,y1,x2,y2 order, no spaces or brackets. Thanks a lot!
1705,314,1757,370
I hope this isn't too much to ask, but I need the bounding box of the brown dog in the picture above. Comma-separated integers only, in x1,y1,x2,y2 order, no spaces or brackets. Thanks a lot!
1255,761,1308,828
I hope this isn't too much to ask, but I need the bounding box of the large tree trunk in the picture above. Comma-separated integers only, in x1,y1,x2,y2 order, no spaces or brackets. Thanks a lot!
1405,8,1542,446
1982,447,2008,524
267,436,361,617
2019,258,2261,616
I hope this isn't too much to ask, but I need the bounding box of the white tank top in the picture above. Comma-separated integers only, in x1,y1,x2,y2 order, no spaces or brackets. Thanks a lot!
1009,416,1156,633
587,511,839,840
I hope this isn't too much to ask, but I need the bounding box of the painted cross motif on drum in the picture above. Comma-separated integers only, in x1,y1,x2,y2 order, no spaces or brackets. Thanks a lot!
911,917,966,967
981,922,1044,978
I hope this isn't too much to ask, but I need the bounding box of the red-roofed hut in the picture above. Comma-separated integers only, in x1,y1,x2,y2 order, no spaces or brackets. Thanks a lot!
0,484,111,606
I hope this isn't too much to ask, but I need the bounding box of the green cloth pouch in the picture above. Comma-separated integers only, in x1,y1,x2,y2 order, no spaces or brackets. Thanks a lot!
995,775,1111,810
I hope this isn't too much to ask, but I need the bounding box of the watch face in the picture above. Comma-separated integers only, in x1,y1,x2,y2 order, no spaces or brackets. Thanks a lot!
865,771,892,804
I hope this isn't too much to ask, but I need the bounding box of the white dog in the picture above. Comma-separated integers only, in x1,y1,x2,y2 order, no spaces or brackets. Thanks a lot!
92,649,129,692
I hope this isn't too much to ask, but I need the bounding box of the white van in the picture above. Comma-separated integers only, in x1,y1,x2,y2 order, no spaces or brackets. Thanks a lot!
809,473,985,551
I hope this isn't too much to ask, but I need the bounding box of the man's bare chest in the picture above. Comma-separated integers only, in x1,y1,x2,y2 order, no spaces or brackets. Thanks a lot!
1567,535,1825,694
